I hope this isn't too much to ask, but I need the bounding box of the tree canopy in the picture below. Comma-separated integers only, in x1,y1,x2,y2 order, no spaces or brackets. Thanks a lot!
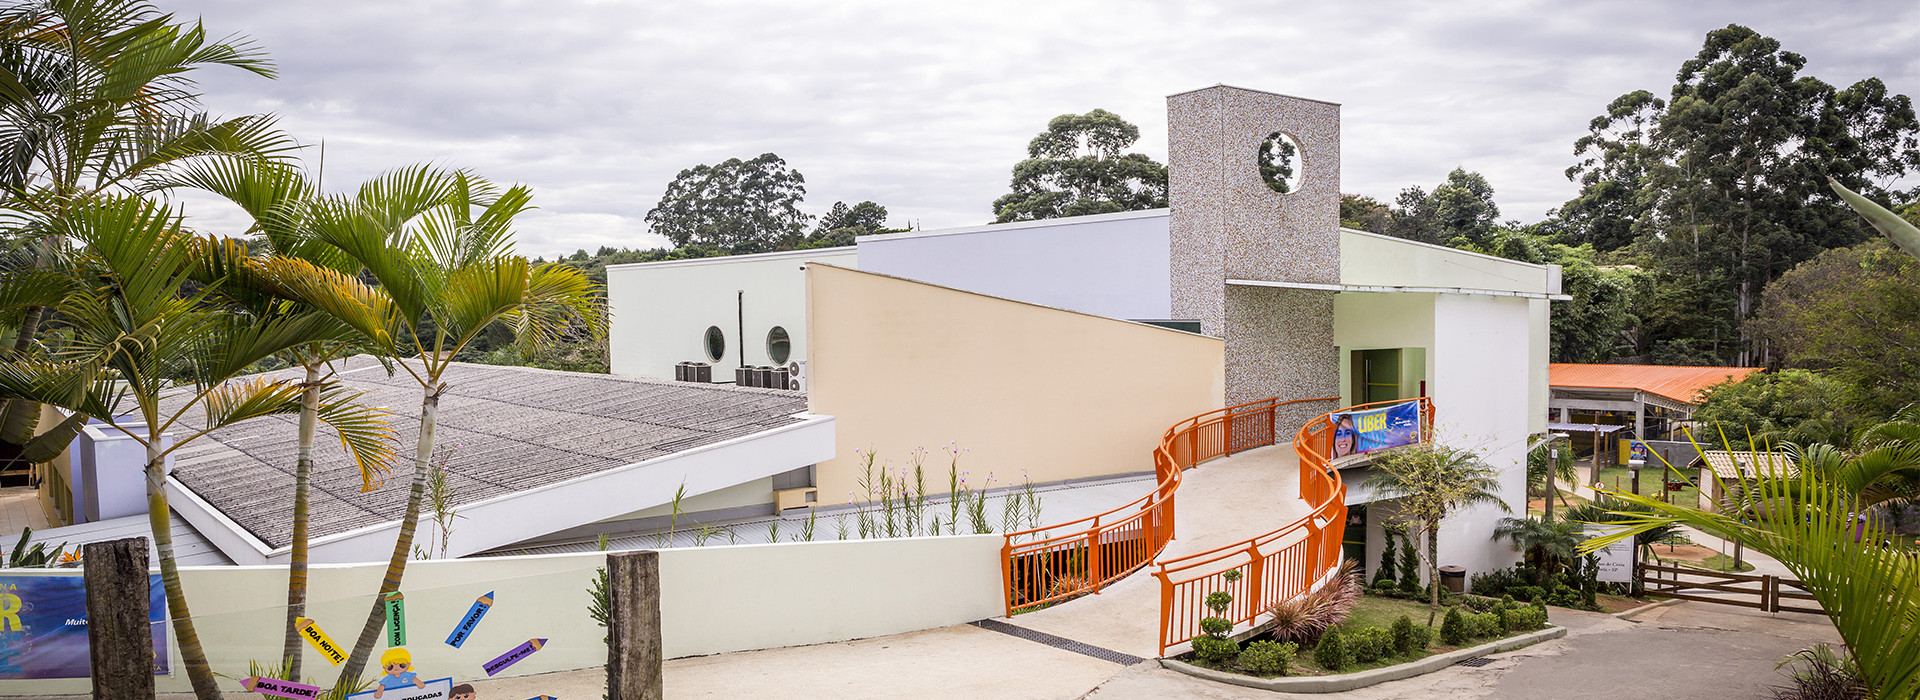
644,153,811,253
991,109,1168,223
1750,240,1920,421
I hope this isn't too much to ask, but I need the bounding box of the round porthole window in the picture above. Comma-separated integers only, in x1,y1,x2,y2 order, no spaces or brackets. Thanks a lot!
1257,131,1303,194
704,326,726,363
767,326,791,365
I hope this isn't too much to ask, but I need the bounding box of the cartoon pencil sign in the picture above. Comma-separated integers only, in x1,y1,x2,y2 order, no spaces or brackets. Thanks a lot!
444,591,494,648
385,592,407,647
240,676,324,699
296,617,348,666
482,638,547,676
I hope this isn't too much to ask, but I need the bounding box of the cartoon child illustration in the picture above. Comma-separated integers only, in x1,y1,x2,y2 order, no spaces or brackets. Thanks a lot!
372,647,427,698
450,683,477,700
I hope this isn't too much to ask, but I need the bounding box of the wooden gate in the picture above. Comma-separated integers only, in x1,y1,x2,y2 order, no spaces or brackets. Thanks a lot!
1638,562,1823,615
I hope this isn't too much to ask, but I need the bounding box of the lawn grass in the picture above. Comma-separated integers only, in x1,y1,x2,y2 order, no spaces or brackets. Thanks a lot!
1593,464,1701,507
1650,551,1754,573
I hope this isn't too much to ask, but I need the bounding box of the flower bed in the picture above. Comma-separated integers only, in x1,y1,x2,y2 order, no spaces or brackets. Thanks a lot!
1174,592,1550,679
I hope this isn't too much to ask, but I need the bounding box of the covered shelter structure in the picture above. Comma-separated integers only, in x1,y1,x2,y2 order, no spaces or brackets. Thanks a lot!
1548,363,1761,441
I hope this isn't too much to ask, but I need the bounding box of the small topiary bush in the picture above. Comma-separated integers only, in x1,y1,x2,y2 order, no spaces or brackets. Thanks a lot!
1347,625,1393,663
1238,640,1297,676
1193,634,1241,663
1390,615,1422,656
1440,607,1468,646
1313,628,1352,670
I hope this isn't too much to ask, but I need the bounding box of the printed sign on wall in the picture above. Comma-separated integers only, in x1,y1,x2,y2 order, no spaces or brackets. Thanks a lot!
0,573,169,679
1329,401,1422,459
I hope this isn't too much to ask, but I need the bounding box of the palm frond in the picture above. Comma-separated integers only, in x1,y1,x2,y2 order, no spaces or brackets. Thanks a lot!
314,387,397,492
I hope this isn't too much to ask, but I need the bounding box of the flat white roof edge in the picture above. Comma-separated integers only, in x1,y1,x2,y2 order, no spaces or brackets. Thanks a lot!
1227,278,1572,301
858,208,1170,243
603,246,856,272
1340,228,1560,273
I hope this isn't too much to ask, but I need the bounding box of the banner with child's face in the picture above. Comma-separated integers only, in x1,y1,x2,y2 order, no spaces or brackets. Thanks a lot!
1329,401,1422,458
0,573,169,679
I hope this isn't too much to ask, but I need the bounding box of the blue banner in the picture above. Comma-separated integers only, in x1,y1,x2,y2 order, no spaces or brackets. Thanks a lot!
0,573,169,679
1330,401,1422,458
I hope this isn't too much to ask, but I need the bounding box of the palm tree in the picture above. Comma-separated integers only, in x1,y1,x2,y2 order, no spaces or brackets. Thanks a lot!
0,195,393,699
1588,466,1920,695
1491,516,1586,586
0,0,289,473
162,156,403,679
1370,442,1512,615
283,166,607,691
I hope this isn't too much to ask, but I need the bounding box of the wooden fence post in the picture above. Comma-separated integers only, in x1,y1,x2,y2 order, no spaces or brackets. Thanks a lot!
84,537,152,700
607,551,663,700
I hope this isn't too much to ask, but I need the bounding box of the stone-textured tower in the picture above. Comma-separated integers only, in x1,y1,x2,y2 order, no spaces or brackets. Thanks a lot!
1167,85,1342,426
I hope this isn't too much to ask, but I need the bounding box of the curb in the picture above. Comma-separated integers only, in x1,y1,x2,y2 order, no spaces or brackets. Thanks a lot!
1160,626,1567,694
1612,598,1682,621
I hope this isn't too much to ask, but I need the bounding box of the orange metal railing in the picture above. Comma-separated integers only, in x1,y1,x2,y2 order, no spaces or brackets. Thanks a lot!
1001,397,1337,616
1152,396,1434,655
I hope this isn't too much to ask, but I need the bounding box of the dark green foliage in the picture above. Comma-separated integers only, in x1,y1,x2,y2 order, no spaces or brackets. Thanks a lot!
1691,370,1861,448
1192,634,1241,663
992,109,1168,223
1347,626,1393,663
1440,607,1468,646
1312,628,1352,670
1500,606,1547,632
1237,640,1296,677
1750,240,1920,428
1466,612,1503,639
1390,615,1418,655
1206,590,1233,615
587,565,610,643
1397,533,1421,594
645,153,812,251
1372,534,1398,588
3,528,68,568
1199,616,1233,636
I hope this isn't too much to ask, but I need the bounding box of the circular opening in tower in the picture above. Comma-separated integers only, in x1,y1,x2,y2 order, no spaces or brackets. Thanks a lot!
1257,132,1303,194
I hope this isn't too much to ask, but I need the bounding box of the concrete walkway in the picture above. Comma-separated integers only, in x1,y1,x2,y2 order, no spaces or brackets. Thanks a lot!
1005,444,1311,659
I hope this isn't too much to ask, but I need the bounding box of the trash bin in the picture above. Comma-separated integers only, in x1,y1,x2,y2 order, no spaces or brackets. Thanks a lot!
1439,566,1466,594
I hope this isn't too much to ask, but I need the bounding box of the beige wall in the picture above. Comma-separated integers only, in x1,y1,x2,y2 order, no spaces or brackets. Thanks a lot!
0,534,1004,696
806,264,1225,506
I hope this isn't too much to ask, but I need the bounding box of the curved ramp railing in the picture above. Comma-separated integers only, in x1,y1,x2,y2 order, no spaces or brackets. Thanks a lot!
1001,397,1337,615
1153,396,1434,655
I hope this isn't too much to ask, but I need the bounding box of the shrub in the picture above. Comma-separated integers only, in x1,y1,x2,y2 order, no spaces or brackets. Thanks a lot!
1440,607,1468,646
1516,585,1546,602
1390,615,1421,656
1467,612,1502,638
1347,626,1393,663
1238,640,1297,676
1192,635,1241,664
1470,565,1522,598
1312,628,1352,671
1407,620,1432,651
1499,606,1544,632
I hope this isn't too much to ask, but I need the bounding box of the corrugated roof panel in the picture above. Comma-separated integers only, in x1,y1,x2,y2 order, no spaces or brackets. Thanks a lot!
1549,363,1763,405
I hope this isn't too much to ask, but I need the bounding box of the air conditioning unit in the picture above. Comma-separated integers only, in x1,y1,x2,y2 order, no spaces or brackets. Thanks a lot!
770,366,790,391
674,362,689,382
787,361,807,392
691,362,711,383
735,365,753,386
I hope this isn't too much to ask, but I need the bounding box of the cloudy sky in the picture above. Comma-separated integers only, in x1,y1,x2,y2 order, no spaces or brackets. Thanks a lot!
168,0,1920,258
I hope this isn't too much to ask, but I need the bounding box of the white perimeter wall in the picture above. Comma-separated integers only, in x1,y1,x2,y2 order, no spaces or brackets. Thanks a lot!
606,248,856,381
0,535,1002,696
856,209,1173,320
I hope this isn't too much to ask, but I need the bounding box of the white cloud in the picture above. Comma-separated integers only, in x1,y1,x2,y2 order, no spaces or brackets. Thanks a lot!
170,0,1920,256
